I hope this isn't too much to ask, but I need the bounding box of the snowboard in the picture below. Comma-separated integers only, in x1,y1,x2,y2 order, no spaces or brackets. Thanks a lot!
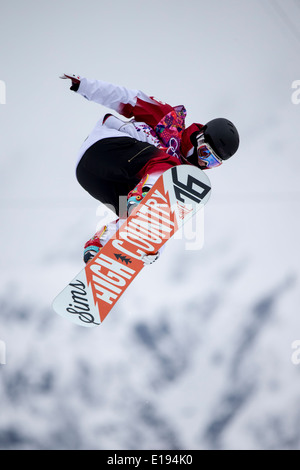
52,165,211,327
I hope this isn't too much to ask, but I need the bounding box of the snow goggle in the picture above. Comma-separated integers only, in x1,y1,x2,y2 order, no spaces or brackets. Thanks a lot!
196,133,222,169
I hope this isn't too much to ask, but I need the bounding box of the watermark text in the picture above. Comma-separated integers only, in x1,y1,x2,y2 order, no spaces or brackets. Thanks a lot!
95,197,205,252
0,340,6,365
0,80,6,104
291,340,300,365
291,80,300,104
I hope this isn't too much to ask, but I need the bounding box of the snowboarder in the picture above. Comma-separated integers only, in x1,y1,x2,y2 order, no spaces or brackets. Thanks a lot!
60,74,239,265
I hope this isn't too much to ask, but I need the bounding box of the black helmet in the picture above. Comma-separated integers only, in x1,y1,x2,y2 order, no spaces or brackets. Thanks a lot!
202,118,239,160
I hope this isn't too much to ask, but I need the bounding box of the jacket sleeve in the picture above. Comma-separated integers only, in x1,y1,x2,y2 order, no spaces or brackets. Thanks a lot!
77,77,174,128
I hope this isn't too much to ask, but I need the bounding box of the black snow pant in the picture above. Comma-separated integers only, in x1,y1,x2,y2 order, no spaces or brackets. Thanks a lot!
76,137,160,216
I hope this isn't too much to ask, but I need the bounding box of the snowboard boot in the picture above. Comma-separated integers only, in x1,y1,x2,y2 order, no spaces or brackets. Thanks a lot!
83,221,120,264
127,174,152,215
83,227,105,264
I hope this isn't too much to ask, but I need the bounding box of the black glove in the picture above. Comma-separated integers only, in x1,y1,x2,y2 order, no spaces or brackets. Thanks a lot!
60,73,81,91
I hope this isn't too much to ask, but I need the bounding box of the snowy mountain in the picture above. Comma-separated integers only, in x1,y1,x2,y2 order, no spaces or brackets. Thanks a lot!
1,0,300,450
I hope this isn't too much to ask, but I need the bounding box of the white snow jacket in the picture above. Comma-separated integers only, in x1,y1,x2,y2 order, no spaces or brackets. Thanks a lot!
75,77,203,165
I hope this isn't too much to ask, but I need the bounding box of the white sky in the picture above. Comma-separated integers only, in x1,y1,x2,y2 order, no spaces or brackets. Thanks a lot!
0,0,300,288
